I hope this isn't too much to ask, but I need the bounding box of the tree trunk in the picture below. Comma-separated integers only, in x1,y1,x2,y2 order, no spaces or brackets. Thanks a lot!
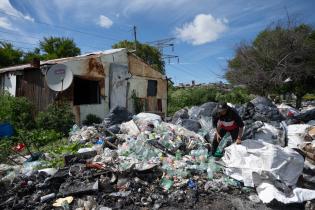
296,95,302,109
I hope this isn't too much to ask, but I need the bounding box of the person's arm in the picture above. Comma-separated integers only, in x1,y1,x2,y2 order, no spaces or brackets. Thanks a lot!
233,110,244,144
236,127,243,144
212,114,222,142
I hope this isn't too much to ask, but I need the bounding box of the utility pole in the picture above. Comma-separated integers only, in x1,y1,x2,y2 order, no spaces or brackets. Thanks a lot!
133,25,137,52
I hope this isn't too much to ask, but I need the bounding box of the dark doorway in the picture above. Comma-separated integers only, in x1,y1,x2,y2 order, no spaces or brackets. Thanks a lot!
73,77,100,105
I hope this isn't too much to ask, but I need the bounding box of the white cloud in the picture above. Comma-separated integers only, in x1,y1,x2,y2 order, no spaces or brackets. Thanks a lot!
0,16,15,30
98,15,113,28
0,0,34,21
176,14,228,45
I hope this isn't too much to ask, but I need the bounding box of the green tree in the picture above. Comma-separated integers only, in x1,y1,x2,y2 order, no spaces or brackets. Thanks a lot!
40,37,81,59
22,47,42,63
226,22,315,108
0,42,23,68
112,40,165,74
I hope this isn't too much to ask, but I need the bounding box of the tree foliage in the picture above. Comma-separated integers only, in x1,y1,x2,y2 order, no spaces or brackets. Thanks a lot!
226,21,315,108
167,86,252,115
35,102,75,136
40,37,81,59
0,42,23,68
0,37,81,68
112,40,165,74
0,91,35,129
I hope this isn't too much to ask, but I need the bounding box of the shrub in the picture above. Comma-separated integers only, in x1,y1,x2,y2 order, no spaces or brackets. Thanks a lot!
215,87,253,105
0,91,34,129
83,114,102,126
167,86,253,115
35,102,74,135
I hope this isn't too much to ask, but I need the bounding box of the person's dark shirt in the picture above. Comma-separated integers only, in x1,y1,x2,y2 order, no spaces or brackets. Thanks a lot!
212,106,244,131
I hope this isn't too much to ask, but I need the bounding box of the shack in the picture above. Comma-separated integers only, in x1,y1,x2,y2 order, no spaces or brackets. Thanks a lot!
0,48,168,123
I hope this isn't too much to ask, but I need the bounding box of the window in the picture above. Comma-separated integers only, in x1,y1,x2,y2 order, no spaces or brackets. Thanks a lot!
73,77,100,105
147,80,157,96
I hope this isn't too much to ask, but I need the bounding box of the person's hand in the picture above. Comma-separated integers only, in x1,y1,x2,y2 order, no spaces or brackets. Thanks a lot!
236,137,241,144
216,133,222,143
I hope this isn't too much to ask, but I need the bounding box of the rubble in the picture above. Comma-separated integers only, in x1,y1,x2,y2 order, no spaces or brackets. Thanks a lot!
1,97,315,209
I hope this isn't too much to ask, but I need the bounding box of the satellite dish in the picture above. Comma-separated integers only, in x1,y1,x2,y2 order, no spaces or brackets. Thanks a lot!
46,64,73,91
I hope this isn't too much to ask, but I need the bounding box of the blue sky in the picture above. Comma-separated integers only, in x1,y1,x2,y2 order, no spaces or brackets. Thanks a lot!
0,0,314,84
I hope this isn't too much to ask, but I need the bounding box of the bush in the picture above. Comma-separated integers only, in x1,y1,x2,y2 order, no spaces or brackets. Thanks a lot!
303,94,315,101
167,86,252,115
0,91,34,129
167,86,218,115
215,87,253,104
82,114,102,126
35,102,74,135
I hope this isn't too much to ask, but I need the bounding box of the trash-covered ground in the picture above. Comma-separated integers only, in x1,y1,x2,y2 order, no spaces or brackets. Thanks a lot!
1,97,315,210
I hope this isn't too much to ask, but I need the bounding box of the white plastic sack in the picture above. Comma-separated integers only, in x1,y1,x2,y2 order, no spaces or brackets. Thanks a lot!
257,182,315,204
38,168,58,176
287,124,312,148
307,120,315,126
120,120,140,136
253,123,280,145
222,140,304,187
277,103,299,118
133,113,162,130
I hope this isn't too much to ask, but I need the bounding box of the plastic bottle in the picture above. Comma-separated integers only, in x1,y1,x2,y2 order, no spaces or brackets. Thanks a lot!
207,168,213,180
214,134,230,157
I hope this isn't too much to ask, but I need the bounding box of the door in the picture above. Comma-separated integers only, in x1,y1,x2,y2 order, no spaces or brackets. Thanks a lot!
109,63,129,109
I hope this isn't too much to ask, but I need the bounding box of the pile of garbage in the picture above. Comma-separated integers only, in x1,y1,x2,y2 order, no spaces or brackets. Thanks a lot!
1,99,315,210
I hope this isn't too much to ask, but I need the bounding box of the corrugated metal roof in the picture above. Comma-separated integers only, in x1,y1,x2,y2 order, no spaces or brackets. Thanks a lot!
0,48,126,74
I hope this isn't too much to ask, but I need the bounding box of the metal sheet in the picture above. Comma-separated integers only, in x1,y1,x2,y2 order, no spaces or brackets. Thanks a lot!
109,63,130,109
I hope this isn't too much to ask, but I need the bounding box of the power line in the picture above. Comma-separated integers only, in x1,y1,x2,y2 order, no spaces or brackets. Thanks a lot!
168,63,201,80
0,9,123,42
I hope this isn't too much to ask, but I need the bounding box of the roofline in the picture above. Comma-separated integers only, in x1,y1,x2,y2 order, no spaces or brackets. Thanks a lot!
0,48,127,74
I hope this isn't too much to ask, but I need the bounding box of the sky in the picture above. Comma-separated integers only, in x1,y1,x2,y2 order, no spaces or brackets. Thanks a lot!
0,0,314,85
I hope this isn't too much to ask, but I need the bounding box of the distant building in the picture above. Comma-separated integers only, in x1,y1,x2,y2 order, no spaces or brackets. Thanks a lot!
0,48,167,123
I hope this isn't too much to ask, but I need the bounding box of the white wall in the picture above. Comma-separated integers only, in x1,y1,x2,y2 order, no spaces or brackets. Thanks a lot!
79,98,106,123
3,73,16,96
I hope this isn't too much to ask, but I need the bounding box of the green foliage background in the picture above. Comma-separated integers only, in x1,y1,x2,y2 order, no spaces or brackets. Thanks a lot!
167,86,253,115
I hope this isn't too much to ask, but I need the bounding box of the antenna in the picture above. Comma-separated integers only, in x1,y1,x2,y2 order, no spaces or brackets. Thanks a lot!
147,37,179,63
46,64,73,92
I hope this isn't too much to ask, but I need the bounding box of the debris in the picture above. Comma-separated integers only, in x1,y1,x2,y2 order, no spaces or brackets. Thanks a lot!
58,180,99,196
69,126,99,143
102,106,133,127
86,162,105,170
295,108,315,123
160,178,174,191
287,124,313,148
40,193,56,202
53,196,74,207
64,150,97,166
277,103,299,118
172,108,189,124
176,119,202,133
257,182,315,204
248,194,260,203
120,120,140,136
109,191,131,197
